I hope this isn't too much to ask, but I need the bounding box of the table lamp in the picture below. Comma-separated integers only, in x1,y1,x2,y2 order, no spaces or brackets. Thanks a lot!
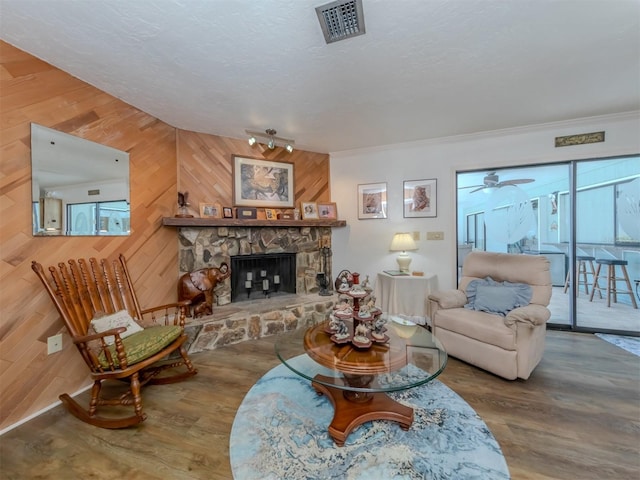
390,232,417,272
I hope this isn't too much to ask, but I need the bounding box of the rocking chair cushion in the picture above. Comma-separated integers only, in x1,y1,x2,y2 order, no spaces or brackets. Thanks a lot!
91,310,144,345
98,325,182,369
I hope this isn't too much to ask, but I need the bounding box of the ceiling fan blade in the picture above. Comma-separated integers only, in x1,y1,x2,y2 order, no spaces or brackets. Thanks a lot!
469,186,489,193
459,184,484,190
499,179,534,186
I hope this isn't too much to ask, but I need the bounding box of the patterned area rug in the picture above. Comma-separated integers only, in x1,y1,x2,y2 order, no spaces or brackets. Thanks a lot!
230,355,510,479
595,333,640,356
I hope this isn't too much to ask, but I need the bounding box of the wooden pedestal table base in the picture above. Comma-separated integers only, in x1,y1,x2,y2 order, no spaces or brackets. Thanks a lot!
311,373,414,447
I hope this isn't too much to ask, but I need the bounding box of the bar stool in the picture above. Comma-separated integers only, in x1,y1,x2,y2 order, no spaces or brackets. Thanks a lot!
563,255,596,295
589,259,638,309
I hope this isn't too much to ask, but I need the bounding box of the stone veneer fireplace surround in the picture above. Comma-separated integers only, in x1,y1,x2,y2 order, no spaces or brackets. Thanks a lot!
165,219,345,355
177,225,334,306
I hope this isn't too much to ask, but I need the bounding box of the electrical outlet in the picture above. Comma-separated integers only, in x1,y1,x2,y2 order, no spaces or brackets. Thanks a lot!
412,231,420,241
427,231,444,240
47,334,62,354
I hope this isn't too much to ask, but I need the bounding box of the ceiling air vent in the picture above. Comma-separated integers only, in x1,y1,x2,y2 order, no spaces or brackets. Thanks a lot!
315,0,365,44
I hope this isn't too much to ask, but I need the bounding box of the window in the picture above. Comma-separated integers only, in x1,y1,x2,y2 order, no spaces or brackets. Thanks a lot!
67,200,129,235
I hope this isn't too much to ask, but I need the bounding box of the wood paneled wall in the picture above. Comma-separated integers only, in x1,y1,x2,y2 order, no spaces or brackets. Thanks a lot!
0,41,179,431
177,130,330,214
0,41,333,431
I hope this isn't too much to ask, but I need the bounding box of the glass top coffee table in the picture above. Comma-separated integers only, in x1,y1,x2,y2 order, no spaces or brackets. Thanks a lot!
275,316,447,446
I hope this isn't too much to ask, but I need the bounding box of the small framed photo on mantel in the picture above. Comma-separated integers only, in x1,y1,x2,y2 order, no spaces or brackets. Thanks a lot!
200,203,222,218
317,202,338,220
301,202,319,219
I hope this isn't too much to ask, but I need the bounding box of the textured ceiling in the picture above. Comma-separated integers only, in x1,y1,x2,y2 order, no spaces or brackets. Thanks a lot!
2,0,639,153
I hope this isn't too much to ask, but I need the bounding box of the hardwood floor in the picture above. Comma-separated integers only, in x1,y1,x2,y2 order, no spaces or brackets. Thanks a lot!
0,330,638,479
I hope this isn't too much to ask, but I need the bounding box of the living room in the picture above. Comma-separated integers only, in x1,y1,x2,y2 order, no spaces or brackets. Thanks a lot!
1,1,639,478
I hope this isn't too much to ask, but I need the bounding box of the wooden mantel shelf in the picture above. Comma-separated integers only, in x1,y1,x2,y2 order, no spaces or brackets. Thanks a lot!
162,217,347,228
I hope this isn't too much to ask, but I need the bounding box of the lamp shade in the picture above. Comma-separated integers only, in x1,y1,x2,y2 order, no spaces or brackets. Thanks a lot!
389,233,417,252
390,233,417,273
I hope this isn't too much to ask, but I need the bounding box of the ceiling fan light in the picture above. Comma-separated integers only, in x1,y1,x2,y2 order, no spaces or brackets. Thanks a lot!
285,143,293,153
268,139,275,149
248,136,257,146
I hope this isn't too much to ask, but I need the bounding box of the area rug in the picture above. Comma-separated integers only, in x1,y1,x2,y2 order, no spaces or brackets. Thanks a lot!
230,355,510,479
595,333,640,356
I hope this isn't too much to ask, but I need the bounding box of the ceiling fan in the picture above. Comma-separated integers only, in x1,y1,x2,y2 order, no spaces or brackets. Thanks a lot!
460,172,535,193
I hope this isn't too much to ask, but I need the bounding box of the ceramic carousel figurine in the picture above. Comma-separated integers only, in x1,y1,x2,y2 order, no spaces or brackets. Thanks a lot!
334,319,350,340
361,274,373,292
371,316,387,341
353,324,370,343
328,315,341,332
338,276,350,292
358,303,371,319
366,296,377,310
334,300,353,316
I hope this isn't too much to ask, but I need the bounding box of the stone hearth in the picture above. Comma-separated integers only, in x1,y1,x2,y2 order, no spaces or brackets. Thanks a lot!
183,294,335,354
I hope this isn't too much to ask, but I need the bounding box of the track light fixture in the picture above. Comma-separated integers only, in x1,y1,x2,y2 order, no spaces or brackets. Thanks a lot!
245,128,295,153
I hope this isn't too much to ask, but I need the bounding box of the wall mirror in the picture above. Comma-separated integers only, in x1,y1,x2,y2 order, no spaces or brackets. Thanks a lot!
31,123,130,236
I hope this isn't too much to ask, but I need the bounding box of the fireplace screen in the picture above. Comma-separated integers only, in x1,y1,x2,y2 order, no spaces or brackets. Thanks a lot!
231,253,296,302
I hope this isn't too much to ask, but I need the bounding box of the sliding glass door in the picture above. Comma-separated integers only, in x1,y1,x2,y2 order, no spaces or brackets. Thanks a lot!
572,157,639,332
457,156,639,335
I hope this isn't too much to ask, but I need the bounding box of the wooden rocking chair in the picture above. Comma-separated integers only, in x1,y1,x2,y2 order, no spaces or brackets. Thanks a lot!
32,254,198,428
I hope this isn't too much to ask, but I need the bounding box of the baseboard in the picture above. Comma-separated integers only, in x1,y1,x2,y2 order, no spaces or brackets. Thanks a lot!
0,383,92,436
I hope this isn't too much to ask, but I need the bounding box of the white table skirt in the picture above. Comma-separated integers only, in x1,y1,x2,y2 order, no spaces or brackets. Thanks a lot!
373,272,438,326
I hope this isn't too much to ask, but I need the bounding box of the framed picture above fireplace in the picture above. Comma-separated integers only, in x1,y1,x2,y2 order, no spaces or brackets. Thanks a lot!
232,155,294,208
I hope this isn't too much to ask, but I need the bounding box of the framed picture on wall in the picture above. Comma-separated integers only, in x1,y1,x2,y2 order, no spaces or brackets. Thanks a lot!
403,179,437,218
358,182,387,219
223,207,234,218
232,155,294,208
317,202,338,219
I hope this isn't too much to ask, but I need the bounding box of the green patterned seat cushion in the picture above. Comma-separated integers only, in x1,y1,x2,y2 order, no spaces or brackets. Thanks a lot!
98,325,182,369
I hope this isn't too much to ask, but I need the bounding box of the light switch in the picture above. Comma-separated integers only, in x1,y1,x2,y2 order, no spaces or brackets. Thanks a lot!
427,231,444,240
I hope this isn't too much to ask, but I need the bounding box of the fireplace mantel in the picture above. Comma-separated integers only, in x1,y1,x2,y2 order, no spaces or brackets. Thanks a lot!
162,217,346,228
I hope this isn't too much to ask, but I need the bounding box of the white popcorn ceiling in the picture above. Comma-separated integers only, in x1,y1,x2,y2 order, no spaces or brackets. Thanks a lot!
1,0,638,153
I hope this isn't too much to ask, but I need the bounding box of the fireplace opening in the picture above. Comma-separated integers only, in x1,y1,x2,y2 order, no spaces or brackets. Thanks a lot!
231,253,296,302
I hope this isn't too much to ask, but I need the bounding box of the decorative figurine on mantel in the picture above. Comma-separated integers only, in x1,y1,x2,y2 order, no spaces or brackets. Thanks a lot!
176,191,194,218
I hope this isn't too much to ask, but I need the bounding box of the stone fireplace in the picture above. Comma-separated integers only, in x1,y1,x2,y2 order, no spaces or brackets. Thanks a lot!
177,225,333,305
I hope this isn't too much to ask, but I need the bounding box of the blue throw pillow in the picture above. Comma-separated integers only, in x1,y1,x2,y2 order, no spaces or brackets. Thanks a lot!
465,277,532,316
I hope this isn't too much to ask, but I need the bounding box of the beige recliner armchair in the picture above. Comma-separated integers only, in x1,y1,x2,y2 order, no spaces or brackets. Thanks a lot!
428,251,551,380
